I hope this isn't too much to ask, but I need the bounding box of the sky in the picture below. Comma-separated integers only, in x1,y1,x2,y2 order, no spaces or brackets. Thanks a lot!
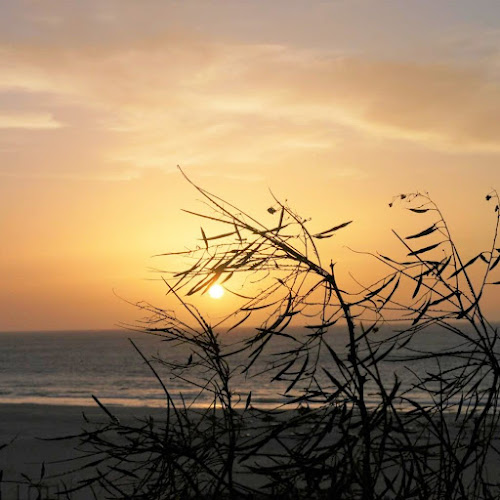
1,0,499,331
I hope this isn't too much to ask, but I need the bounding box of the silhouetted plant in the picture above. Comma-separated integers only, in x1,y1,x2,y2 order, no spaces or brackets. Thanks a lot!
35,172,500,499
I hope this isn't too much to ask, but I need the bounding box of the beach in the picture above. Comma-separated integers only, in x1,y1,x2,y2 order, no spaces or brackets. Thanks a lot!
2,401,500,499
1,328,500,498
0,403,168,499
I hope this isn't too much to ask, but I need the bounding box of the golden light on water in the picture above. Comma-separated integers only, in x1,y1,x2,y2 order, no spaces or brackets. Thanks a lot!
208,284,225,300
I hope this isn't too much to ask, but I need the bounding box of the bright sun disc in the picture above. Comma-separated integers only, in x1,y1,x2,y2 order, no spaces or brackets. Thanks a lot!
208,284,224,299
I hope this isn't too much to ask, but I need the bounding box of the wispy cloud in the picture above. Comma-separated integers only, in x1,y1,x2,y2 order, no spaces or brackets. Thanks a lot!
2,27,500,180
0,112,62,129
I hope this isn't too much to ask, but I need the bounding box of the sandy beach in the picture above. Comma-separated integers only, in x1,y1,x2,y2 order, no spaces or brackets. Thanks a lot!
2,402,500,499
0,403,168,499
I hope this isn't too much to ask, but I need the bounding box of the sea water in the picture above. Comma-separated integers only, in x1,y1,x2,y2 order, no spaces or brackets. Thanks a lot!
0,325,496,410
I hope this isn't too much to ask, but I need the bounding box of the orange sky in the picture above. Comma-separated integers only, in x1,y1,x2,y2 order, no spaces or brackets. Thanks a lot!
1,1,499,330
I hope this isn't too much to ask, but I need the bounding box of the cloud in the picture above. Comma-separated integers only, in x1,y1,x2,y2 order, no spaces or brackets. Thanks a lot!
0,112,62,129
2,29,500,181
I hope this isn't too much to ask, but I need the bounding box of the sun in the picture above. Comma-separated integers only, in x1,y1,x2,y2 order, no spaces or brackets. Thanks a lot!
208,284,225,299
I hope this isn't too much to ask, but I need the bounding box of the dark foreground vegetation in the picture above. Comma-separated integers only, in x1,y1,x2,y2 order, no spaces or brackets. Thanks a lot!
17,172,500,499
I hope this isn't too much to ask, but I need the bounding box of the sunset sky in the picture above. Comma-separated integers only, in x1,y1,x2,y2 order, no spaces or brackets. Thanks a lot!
1,0,499,331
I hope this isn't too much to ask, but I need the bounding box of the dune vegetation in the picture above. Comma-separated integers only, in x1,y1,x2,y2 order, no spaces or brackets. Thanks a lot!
25,173,500,499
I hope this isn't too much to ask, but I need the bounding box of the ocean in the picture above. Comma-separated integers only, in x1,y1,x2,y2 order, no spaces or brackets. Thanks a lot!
0,325,496,410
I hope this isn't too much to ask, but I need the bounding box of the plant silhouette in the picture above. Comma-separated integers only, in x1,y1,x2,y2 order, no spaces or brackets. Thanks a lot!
28,173,500,499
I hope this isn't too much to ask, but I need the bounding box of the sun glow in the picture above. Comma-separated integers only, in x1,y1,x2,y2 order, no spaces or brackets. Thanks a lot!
208,284,225,299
